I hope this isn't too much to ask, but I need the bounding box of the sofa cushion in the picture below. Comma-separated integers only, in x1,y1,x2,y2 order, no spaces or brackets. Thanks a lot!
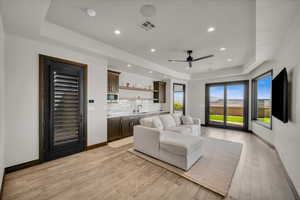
172,113,182,126
160,115,176,129
165,126,191,135
160,131,202,156
180,125,199,136
140,117,153,128
182,116,194,125
152,116,164,130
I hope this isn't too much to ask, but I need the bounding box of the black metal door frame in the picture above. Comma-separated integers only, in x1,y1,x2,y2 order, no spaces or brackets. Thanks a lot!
39,55,88,162
205,80,249,131
173,83,186,115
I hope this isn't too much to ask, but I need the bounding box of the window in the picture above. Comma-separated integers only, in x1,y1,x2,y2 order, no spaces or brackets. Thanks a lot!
252,71,272,128
173,83,185,115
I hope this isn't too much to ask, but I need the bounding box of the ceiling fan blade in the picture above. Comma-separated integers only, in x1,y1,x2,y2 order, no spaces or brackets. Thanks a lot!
168,59,187,62
189,62,192,68
192,55,214,62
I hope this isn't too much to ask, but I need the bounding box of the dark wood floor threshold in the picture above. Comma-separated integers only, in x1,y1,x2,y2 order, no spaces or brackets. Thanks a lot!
252,131,300,200
87,141,107,150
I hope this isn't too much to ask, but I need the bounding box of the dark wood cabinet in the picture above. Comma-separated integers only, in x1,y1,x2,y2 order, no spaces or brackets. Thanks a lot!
107,70,120,93
153,81,166,103
129,116,140,136
120,117,131,138
107,116,141,142
107,117,122,142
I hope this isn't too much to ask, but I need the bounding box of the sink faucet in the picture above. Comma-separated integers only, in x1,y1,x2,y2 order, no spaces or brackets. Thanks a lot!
137,104,143,113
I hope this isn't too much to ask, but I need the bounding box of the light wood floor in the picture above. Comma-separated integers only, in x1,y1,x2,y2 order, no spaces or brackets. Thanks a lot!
2,127,296,200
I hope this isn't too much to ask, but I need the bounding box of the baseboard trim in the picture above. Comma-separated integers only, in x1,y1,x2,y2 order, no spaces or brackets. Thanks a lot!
274,148,300,200
4,142,108,173
252,132,299,200
87,141,107,150
5,159,40,174
252,131,275,149
0,172,4,200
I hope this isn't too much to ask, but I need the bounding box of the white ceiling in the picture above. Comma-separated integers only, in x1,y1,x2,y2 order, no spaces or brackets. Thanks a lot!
107,58,170,80
46,0,255,74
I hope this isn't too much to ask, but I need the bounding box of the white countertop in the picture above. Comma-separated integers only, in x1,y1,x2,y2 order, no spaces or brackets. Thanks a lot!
107,111,169,118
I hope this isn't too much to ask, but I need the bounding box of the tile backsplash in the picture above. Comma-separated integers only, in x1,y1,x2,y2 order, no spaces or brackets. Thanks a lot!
107,69,168,115
107,99,164,115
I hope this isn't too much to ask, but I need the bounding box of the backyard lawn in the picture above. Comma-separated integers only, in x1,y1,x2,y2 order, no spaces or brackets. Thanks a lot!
210,115,244,123
210,115,271,124
257,117,271,123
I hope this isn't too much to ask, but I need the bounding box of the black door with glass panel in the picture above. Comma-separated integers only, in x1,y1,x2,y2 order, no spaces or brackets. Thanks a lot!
173,83,186,115
205,81,249,130
40,55,87,162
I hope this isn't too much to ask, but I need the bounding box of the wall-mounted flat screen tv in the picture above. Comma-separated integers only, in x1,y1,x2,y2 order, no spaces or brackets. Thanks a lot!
272,68,288,123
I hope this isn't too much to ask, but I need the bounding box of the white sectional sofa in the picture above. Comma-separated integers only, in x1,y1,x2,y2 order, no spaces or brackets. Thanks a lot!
133,114,203,171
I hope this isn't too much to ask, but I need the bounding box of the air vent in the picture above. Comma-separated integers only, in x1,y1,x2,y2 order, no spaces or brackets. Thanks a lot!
139,21,155,31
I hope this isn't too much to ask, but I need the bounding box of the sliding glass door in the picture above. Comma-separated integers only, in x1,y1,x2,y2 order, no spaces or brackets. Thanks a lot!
206,81,249,130
208,85,225,125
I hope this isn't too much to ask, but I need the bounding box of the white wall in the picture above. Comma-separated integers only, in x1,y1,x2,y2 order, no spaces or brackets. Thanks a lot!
4,34,108,167
0,12,5,188
250,12,300,194
187,75,250,125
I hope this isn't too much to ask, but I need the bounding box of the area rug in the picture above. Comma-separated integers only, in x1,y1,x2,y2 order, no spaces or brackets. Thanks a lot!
128,137,242,197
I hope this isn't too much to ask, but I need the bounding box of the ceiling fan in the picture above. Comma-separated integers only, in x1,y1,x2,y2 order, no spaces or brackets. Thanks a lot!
168,50,214,68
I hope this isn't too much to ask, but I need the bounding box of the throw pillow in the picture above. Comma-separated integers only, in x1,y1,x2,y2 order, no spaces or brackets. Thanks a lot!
182,116,194,125
160,115,176,129
172,113,182,126
152,116,164,130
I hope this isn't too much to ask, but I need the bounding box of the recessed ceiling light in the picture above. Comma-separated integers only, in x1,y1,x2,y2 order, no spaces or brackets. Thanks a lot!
127,64,132,67
148,71,153,73
114,30,121,35
219,47,226,51
86,8,96,17
150,48,156,53
227,58,232,62
185,67,190,70
207,27,215,32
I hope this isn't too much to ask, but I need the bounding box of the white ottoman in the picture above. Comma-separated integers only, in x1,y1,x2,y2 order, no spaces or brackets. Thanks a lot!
159,131,203,170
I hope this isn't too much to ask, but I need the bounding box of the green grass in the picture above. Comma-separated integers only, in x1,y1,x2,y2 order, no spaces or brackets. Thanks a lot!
257,117,271,123
210,115,271,124
210,115,244,123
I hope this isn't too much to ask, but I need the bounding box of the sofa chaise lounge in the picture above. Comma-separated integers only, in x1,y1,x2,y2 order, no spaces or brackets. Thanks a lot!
133,114,203,171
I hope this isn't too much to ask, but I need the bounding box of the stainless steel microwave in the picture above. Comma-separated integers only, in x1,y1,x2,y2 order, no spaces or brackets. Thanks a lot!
107,93,119,103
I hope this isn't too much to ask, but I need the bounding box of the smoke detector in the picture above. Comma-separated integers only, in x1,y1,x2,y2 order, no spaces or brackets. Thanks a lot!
140,5,156,18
